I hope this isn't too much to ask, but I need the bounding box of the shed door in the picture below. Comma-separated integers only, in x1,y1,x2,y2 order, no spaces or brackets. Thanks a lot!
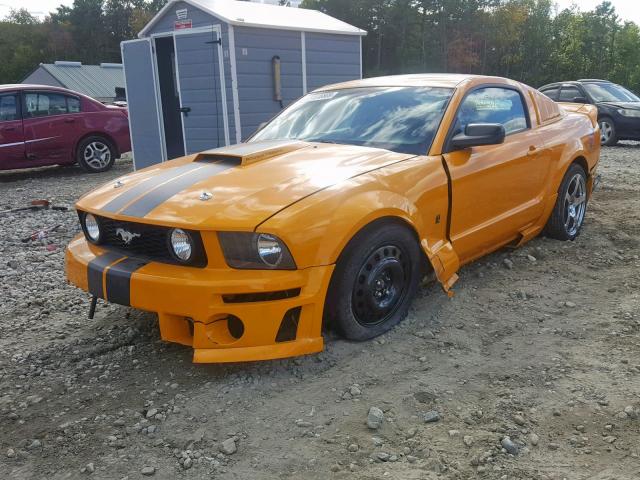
121,38,165,169
174,28,229,154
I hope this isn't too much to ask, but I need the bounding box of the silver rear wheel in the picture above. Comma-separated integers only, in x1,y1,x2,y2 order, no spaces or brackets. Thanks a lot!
563,173,587,237
544,163,588,241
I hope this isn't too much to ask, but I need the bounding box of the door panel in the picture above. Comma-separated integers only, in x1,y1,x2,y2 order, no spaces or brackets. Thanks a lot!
0,93,25,169
443,86,549,261
23,91,75,163
174,29,227,154
122,38,165,169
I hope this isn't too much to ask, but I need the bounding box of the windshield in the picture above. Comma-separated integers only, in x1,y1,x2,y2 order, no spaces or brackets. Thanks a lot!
250,87,454,155
583,83,640,103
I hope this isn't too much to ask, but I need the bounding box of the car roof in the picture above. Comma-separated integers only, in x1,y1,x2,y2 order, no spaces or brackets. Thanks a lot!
316,74,514,91
540,79,613,89
0,84,86,96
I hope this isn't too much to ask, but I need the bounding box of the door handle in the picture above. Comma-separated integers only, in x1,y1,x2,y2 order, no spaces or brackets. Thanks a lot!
1,126,15,131
64,118,75,123
179,106,191,116
527,145,538,156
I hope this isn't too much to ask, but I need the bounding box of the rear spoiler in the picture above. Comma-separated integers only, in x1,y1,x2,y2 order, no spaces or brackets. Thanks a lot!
557,102,598,127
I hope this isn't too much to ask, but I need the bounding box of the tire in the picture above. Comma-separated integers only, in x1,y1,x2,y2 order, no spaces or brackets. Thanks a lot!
544,163,588,241
599,117,618,146
324,221,422,341
77,136,116,173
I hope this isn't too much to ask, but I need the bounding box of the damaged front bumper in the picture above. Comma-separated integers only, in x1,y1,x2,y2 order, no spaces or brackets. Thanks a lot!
65,235,332,363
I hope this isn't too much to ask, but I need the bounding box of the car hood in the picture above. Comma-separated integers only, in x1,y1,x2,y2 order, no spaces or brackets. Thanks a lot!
77,140,414,230
597,101,640,110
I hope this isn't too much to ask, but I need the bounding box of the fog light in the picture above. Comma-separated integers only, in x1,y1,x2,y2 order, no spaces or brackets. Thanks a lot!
84,213,101,243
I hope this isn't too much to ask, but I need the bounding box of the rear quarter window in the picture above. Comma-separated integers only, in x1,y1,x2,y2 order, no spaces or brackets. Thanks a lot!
67,96,81,113
533,90,562,124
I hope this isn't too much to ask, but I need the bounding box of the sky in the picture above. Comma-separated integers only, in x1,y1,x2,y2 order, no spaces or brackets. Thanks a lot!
1,0,639,23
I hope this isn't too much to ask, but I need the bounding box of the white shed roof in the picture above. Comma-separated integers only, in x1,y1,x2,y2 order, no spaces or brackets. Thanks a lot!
139,0,366,37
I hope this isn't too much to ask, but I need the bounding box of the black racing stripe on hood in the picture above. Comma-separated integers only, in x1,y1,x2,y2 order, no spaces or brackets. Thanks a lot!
119,160,237,218
87,252,126,299
105,257,149,306
102,162,203,213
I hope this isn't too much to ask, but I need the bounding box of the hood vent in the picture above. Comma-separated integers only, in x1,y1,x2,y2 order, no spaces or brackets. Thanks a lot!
194,154,242,166
195,140,308,167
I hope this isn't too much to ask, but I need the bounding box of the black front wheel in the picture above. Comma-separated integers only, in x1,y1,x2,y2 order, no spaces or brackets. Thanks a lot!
324,222,422,341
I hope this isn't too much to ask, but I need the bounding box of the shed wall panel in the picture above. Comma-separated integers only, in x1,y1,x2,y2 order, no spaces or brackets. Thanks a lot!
306,33,360,91
234,26,303,140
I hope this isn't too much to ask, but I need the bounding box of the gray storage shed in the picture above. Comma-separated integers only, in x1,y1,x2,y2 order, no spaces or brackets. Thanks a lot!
122,0,366,169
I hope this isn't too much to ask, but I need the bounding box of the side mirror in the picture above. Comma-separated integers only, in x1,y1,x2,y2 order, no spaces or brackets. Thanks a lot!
450,123,506,150
571,96,589,104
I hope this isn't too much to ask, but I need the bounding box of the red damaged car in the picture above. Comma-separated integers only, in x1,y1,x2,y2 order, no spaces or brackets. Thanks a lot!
0,85,131,173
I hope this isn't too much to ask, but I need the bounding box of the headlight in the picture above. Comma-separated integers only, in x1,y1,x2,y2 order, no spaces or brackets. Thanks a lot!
617,108,640,118
83,213,101,243
218,232,296,270
169,228,193,262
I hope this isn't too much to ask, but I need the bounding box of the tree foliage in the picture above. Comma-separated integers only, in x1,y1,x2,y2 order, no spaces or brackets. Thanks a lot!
2,0,640,92
0,1,165,83
301,0,640,90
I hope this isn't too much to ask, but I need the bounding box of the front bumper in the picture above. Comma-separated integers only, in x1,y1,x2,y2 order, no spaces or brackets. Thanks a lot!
613,115,640,139
65,235,333,363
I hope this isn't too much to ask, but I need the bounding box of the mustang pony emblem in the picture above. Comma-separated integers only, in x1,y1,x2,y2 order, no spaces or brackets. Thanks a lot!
115,228,141,245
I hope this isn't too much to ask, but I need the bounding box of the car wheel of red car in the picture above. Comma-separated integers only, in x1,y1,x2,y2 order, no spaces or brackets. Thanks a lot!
324,221,422,341
77,136,116,173
544,163,588,241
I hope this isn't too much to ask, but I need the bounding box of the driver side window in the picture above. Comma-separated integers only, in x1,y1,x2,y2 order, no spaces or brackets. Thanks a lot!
454,87,529,137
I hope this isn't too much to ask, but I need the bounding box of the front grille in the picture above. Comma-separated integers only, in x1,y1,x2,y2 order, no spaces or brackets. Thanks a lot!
79,212,207,267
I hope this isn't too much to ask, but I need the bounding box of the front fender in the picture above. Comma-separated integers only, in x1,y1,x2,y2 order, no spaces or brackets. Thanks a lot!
259,157,451,271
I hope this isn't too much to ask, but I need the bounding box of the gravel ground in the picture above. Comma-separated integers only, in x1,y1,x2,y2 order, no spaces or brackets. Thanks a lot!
0,146,638,480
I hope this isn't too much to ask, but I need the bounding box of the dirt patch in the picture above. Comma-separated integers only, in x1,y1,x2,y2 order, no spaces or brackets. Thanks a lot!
0,148,638,479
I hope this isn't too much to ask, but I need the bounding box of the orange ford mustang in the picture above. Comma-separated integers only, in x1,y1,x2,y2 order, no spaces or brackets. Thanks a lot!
66,74,600,363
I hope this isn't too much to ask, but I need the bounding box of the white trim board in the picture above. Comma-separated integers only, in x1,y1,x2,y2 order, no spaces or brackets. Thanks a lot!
359,36,363,79
301,31,307,94
228,24,242,144
171,33,189,155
